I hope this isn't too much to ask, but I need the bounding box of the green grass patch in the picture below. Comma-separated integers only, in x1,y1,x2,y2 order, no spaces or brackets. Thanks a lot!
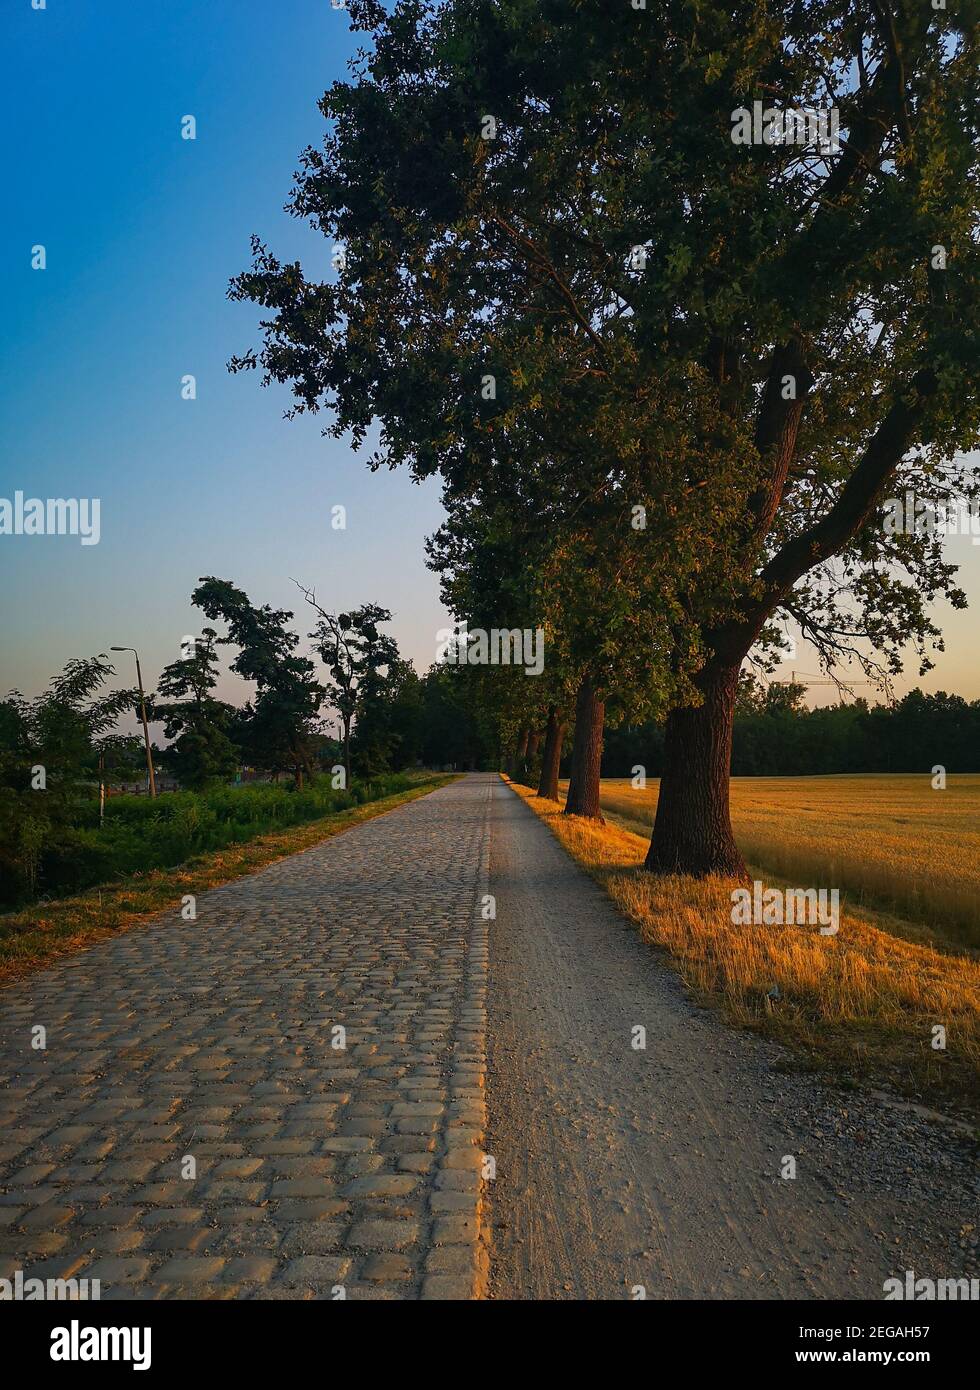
0,774,458,984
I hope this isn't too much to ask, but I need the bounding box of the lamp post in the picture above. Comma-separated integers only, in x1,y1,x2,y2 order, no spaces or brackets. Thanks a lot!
111,646,157,798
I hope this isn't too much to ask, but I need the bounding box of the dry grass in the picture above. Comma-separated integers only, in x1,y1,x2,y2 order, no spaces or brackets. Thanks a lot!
597,774,980,952
0,776,458,986
510,779,980,1116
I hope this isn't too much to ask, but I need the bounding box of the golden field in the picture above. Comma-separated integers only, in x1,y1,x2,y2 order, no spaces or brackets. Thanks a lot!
597,774,980,952
511,776,980,1115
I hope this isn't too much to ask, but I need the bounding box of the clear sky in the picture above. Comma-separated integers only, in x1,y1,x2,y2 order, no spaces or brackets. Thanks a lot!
1,0,977,715
1,0,450,713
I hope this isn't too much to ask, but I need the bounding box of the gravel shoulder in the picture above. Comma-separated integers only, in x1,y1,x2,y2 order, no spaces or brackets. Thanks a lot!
486,778,979,1301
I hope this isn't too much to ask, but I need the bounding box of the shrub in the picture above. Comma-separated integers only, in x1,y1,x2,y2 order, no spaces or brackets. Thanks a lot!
3,772,416,907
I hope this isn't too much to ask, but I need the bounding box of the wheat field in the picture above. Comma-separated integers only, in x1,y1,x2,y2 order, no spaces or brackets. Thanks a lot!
595,774,980,951
514,777,980,1109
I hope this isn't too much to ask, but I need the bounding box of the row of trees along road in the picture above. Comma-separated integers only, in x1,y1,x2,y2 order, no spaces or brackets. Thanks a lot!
0,582,498,881
229,0,980,878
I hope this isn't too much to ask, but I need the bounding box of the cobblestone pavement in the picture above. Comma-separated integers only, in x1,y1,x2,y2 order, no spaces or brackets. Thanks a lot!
0,774,492,1301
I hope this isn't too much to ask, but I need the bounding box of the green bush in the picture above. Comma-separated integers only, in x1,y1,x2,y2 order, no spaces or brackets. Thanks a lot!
5,773,416,907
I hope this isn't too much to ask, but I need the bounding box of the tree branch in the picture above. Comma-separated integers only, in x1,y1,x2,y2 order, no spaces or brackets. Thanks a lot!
712,368,939,665
748,337,814,539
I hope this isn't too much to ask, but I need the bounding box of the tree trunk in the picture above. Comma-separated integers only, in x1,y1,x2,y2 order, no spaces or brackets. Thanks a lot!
644,662,747,878
526,729,540,761
342,718,351,789
536,705,565,800
563,676,604,819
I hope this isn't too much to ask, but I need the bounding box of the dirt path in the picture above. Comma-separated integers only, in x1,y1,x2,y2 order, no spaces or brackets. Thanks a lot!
486,779,979,1301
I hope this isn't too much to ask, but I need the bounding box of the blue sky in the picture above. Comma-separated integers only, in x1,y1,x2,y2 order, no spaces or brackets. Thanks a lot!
1,0,977,713
0,0,449,710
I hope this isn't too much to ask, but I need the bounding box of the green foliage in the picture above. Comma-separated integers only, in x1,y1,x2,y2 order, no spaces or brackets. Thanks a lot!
192,578,323,782
418,662,499,769
296,586,401,777
0,656,142,902
231,0,980,709
603,689,980,778
351,657,424,775
150,629,241,789
0,772,417,909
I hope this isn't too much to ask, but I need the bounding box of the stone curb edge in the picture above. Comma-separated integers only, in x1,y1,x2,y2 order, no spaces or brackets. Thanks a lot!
420,775,492,1300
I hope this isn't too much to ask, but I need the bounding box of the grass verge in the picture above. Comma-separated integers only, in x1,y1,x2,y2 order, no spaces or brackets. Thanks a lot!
0,774,458,986
596,775,980,951
506,777,980,1120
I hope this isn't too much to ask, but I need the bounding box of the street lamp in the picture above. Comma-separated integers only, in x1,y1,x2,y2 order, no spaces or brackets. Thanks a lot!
111,646,157,798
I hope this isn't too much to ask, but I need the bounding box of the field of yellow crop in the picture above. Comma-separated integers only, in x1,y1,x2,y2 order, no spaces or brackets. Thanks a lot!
595,774,980,952
511,776,980,1114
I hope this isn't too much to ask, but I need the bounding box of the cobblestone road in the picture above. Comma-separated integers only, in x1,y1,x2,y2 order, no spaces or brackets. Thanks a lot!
0,775,492,1301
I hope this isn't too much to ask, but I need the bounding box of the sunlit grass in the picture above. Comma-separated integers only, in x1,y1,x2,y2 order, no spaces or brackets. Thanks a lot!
595,774,980,952
512,779,980,1114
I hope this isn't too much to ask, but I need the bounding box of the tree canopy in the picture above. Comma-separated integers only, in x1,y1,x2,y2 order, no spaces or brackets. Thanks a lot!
229,0,980,872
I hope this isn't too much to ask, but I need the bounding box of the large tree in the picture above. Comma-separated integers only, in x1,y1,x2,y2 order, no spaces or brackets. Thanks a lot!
418,661,500,770
149,629,241,789
296,586,399,783
351,655,424,773
230,0,980,875
192,578,323,785
425,475,564,787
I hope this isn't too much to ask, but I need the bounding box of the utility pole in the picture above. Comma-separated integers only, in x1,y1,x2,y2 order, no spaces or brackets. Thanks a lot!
111,646,157,797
